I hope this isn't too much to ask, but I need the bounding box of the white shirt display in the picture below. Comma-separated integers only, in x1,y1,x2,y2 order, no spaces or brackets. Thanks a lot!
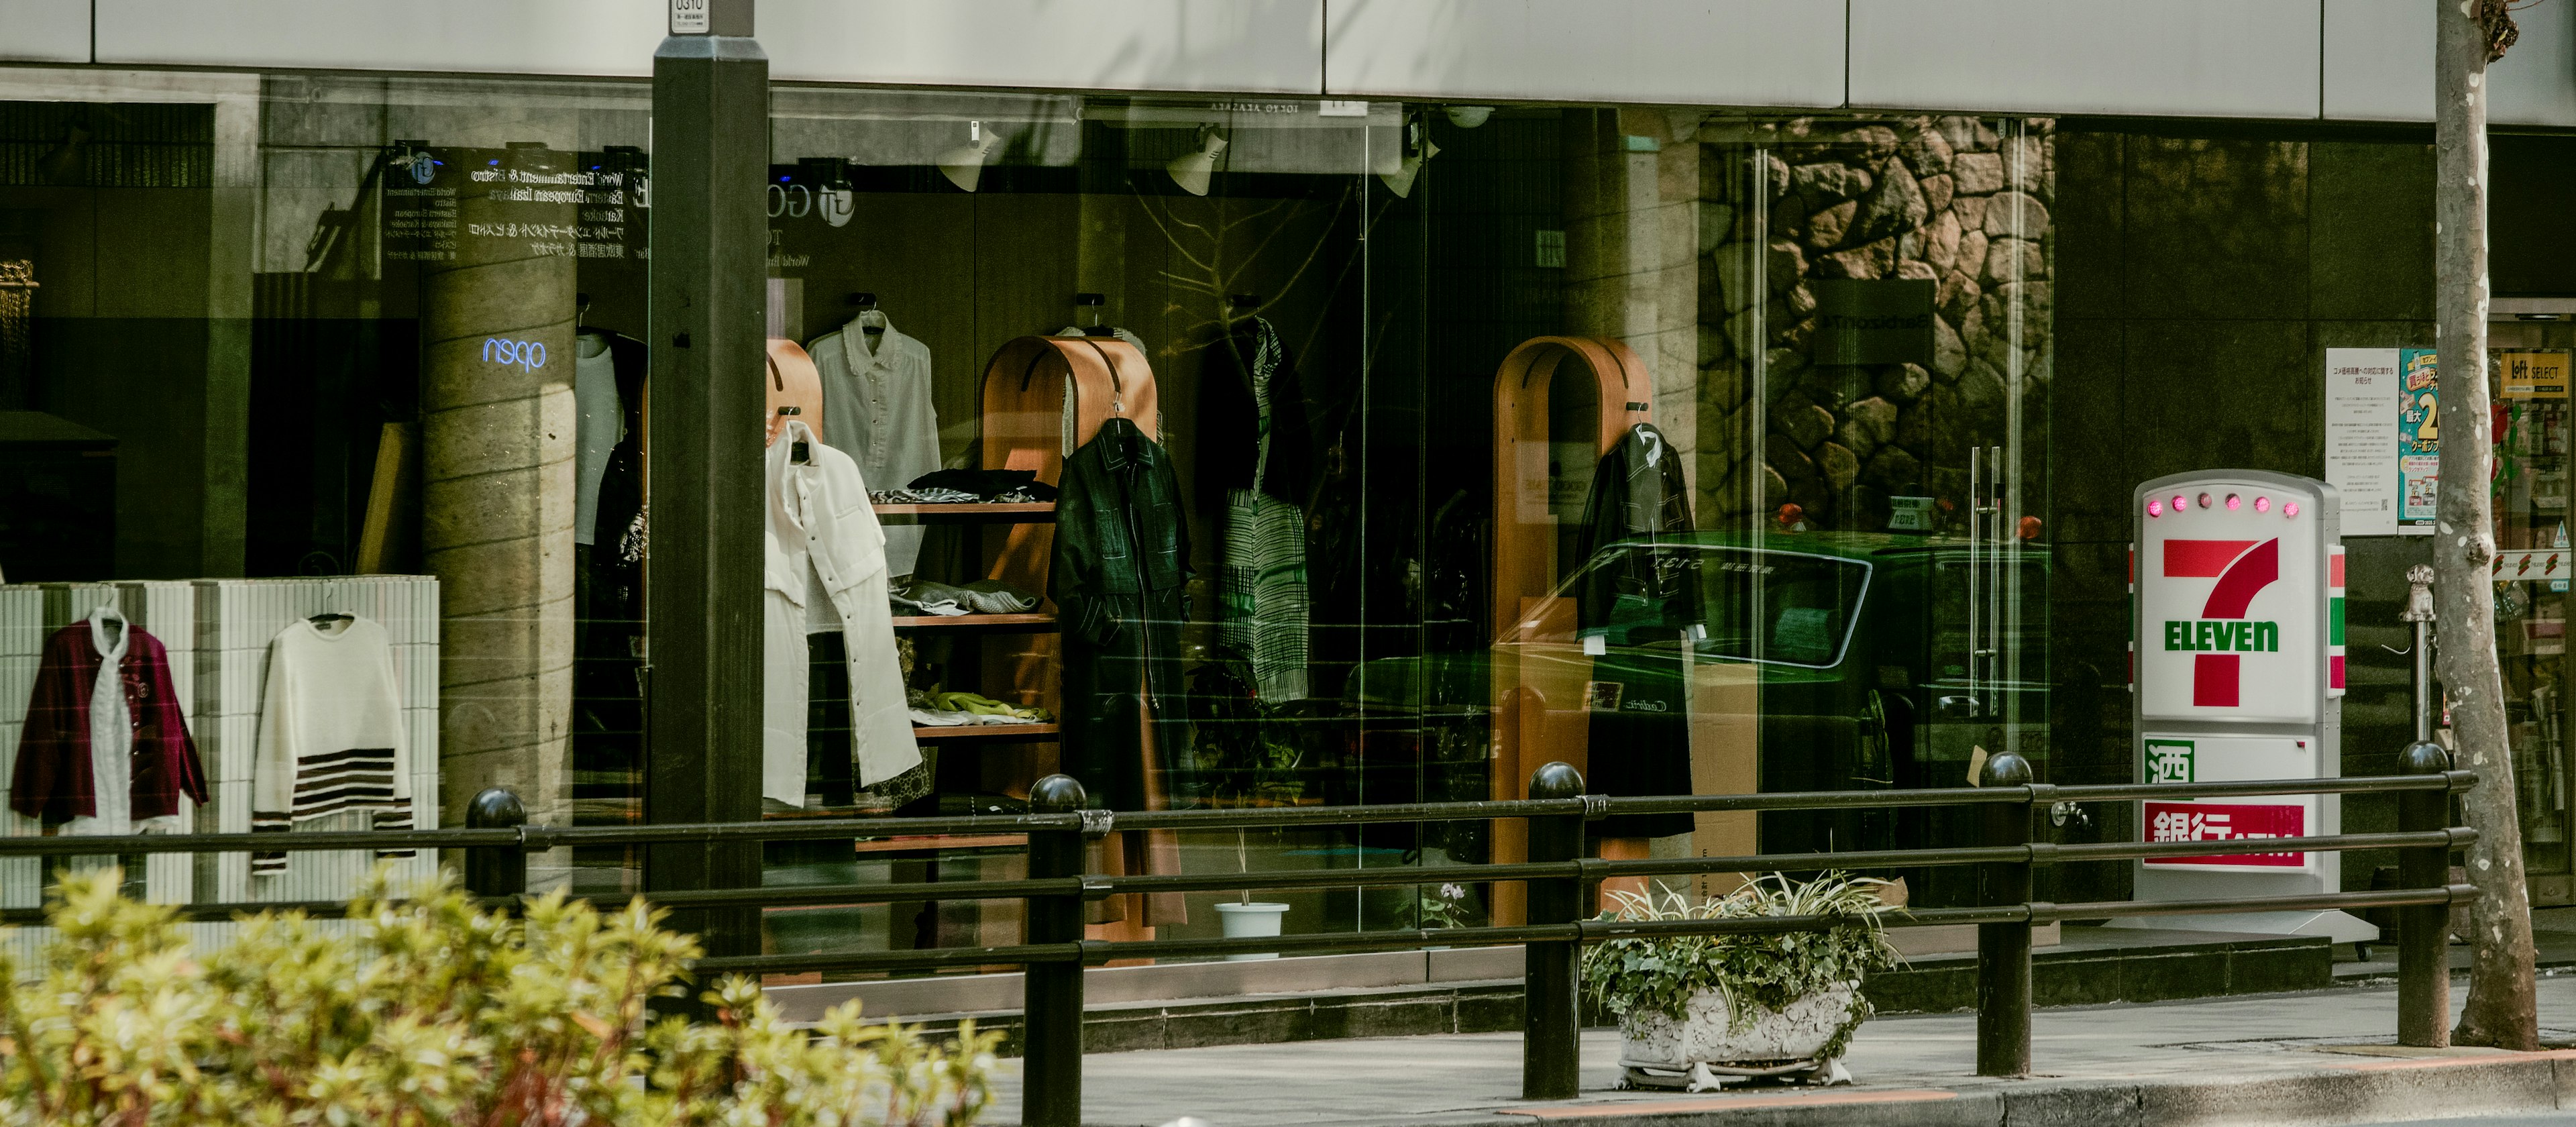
64,608,178,837
808,311,939,576
250,615,413,875
573,333,625,547
763,420,920,804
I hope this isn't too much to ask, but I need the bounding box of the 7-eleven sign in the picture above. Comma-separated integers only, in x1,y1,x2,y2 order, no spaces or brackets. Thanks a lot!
2133,472,2348,918
2135,480,2326,726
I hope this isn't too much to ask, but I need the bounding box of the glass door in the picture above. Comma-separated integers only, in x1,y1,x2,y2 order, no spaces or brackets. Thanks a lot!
1698,116,2053,910
2489,333,2576,904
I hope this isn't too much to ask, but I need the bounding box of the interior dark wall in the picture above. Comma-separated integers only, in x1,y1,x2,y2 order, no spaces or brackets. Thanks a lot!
2493,133,2576,298
2050,123,2439,898
5,102,222,581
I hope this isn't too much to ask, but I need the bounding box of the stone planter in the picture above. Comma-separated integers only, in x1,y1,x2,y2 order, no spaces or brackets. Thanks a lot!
1617,983,1864,1089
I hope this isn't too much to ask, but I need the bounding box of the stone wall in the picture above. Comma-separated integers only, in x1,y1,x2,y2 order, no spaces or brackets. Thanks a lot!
1696,117,2053,533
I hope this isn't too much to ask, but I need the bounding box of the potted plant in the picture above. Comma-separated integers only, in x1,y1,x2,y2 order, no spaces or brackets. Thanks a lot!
1214,826,1289,960
1580,872,1900,1091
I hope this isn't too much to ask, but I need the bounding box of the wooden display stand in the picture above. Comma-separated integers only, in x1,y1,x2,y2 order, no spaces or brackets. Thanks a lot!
969,335,1179,947
1485,336,1753,922
765,338,826,445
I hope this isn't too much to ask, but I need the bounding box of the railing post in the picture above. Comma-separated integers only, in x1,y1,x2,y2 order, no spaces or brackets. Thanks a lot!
1975,752,2034,1077
2397,740,2454,1047
1522,761,1587,1101
463,788,527,899
1023,773,1089,1127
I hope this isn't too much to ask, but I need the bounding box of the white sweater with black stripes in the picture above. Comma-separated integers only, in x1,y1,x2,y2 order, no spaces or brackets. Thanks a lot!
250,616,413,875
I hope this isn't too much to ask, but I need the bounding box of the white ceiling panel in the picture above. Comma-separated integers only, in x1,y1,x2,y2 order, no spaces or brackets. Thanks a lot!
1324,0,1845,108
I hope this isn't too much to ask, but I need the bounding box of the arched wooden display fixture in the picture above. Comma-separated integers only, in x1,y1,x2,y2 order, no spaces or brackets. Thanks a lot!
764,338,826,446
1488,335,1652,924
976,333,1159,596
975,335,1180,945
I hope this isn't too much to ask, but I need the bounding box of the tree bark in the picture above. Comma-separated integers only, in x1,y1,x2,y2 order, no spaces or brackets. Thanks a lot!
2435,0,2539,1051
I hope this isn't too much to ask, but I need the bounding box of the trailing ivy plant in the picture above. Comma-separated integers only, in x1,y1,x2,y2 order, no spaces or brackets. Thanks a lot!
0,866,998,1126
1580,872,1901,1041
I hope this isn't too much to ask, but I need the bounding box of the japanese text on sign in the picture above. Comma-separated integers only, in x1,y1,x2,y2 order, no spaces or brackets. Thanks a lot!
2143,800,2306,867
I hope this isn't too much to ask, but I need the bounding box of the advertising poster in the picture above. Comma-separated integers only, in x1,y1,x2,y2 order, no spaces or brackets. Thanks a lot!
2324,349,2400,536
2398,348,2439,535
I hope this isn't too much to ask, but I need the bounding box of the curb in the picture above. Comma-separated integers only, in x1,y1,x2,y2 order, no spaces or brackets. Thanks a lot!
1473,1050,2576,1127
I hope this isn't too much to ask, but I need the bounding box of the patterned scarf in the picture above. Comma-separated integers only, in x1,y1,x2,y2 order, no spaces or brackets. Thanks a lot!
1218,319,1310,702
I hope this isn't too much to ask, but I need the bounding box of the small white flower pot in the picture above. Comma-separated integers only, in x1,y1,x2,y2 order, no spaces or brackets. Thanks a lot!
1213,902,1289,961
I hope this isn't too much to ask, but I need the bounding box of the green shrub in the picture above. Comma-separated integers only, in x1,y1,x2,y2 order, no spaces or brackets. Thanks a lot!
1579,872,1901,1034
0,867,998,1126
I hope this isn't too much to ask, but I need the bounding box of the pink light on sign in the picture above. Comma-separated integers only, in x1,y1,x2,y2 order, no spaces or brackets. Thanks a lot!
2172,494,2188,511
2254,496,2270,513
2147,499,2164,517
2225,494,2242,511
2284,501,2300,519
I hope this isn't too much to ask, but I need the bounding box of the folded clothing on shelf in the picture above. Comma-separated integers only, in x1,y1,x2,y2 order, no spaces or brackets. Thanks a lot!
890,587,968,616
906,468,1060,502
907,688,1053,727
912,580,1039,614
872,486,981,504
909,707,1049,727
891,579,1038,617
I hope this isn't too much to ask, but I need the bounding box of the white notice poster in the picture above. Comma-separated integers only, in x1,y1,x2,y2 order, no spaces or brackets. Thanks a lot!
2325,348,2401,537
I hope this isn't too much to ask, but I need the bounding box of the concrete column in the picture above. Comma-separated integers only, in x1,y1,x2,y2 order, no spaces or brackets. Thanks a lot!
419,143,577,877
1564,109,1702,496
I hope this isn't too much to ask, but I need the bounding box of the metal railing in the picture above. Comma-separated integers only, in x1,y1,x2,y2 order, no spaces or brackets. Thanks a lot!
0,746,2474,1126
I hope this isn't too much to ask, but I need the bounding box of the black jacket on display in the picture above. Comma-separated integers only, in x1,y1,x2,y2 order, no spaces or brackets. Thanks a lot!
1051,417,1198,812
1572,422,1703,839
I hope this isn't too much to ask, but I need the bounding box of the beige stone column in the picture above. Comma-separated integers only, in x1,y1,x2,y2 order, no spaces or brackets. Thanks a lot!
1564,108,1703,497
419,144,577,878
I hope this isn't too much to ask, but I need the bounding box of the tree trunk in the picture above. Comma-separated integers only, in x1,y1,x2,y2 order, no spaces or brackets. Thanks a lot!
2435,0,2539,1051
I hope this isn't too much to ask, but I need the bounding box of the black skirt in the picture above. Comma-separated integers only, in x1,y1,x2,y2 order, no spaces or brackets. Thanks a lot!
1582,645,1696,839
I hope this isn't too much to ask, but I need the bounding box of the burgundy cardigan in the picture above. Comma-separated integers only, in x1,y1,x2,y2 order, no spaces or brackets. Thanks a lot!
9,620,209,826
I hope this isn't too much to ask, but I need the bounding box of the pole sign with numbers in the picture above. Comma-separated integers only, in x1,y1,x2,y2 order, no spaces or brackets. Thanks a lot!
2129,470,2366,939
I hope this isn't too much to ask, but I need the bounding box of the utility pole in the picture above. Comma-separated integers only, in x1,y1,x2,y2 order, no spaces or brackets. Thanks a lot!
2434,0,2538,1051
644,0,769,967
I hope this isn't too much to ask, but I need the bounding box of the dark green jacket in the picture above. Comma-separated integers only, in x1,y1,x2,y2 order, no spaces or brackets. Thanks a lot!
1051,417,1197,811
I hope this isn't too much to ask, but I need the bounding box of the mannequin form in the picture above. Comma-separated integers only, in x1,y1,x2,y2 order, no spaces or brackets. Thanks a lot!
1487,337,1664,924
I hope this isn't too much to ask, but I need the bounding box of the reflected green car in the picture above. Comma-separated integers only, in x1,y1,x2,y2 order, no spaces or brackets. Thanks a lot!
1483,529,2050,909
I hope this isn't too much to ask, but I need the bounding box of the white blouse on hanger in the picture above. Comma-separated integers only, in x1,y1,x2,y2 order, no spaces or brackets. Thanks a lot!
809,311,939,576
762,420,920,804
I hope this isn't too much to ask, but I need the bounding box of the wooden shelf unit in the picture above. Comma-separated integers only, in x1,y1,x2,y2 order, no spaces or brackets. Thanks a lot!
890,611,1057,633
872,501,1057,524
911,722,1061,743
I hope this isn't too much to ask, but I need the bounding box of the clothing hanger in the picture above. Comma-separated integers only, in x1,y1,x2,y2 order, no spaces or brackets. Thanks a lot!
848,292,887,337
309,612,354,625
1074,292,1114,337
1075,336,1128,418
574,292,611,343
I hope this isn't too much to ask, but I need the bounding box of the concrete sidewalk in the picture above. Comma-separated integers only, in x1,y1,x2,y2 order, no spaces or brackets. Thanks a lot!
983,973,2576,1126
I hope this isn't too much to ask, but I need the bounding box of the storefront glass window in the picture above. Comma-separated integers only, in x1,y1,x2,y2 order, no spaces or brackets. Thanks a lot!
729,97,2058,965
2489,335,2576,898
0,72,2059,974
